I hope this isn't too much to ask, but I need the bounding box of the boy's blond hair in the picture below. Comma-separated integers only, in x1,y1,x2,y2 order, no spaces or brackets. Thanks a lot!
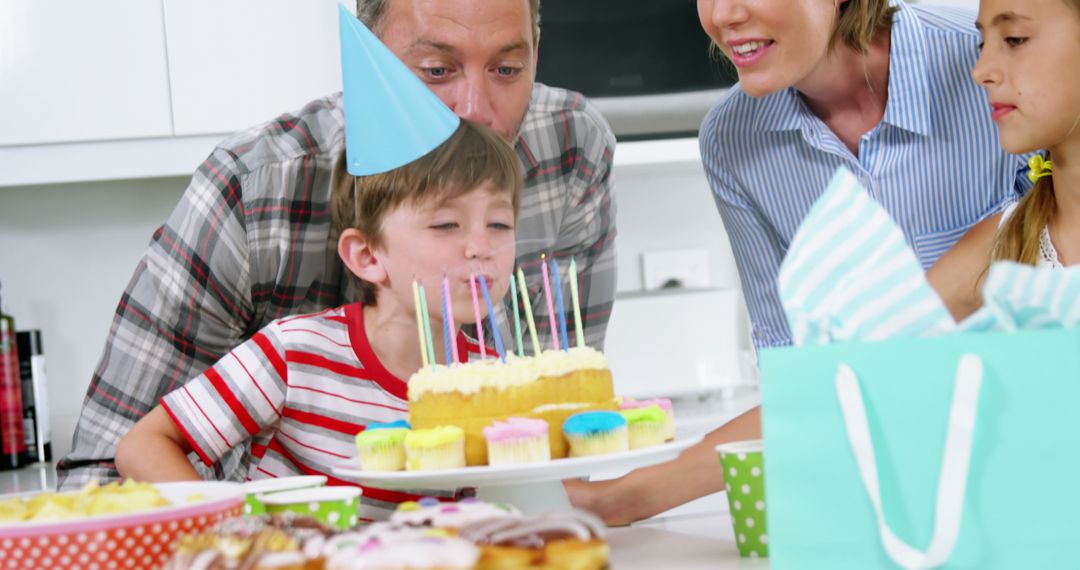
331,121,524,305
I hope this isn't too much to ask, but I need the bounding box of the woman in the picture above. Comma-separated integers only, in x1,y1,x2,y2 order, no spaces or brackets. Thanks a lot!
568,0,1029,524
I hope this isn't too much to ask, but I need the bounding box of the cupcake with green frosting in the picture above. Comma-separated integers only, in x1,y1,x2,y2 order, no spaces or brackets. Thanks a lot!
355,422,409,471
405,426,466,471
619,405,667,449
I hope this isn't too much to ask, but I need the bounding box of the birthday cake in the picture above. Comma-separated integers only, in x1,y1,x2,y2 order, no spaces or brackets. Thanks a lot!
407,347,618,465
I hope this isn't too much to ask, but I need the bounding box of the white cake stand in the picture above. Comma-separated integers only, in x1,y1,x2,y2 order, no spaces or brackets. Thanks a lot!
332,435,702,515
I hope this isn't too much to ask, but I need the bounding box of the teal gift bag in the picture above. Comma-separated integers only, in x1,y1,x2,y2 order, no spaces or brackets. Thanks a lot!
759,328,1080,569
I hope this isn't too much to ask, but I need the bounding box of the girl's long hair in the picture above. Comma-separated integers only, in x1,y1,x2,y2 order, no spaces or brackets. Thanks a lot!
991,157,1055,265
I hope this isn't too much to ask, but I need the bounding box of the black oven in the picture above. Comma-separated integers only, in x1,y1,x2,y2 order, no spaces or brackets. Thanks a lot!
536,0,737,139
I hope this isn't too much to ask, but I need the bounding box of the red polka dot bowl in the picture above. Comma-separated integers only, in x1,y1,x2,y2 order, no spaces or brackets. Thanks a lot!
0,481,243,570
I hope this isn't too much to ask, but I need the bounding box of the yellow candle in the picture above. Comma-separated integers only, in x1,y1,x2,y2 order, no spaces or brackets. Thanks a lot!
569,258,585,347
516,267,542,356
412,279,429,368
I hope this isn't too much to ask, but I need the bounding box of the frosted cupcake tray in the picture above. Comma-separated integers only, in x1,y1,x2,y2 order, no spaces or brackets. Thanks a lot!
332,435,702,514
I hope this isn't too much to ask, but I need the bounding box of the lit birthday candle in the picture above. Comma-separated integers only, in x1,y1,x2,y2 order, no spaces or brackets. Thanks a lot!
442,275,459,365
509,273,525,357
516,267,541,355
569,257,585,347
418,284,436,370
478,275,506,362
551,257,569,351
539,254,559,351
469,273,487,359
412,279,429,369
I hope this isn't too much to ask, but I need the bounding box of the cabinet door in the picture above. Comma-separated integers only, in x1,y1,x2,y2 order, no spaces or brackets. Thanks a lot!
164,0,347,136
0,0,173,146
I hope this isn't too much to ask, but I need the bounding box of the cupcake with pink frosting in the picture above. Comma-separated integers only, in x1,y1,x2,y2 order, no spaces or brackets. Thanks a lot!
482,418,552,466
619,398,675,441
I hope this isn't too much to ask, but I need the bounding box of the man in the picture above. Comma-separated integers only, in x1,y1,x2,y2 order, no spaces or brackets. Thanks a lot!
58,0,617,489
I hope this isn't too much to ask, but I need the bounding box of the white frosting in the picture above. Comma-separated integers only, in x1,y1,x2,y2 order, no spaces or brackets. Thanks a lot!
324,525,479,570
408,347,607,399
390,500,521,528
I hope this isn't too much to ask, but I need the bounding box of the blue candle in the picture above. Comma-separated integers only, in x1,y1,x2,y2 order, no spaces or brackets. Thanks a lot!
477,274,507,361
551,258,570,351
441,277,454,365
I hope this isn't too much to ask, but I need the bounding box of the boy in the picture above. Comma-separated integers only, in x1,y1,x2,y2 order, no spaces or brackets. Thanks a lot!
115,11,522,521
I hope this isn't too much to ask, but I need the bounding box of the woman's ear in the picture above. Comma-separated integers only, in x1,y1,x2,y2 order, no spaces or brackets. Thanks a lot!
339,228,387,285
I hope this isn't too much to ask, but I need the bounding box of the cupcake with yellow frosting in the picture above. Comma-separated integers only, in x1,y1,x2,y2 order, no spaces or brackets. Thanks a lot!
405,426,467,471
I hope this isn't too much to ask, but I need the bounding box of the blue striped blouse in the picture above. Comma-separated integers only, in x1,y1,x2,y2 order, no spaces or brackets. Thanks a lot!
699,0,1031,350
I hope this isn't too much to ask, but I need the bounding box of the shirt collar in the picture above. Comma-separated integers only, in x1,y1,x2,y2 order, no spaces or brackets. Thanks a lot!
882,0,932,136
758,0,931,136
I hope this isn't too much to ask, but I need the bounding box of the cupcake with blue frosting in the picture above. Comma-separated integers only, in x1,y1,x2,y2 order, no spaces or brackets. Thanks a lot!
563,411,629,457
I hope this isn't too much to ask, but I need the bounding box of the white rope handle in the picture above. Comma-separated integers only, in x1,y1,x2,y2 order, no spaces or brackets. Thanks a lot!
835,354,982,570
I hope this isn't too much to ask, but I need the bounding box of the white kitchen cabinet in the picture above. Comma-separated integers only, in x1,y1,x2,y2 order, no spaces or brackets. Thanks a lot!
0,0,173,146
163,0,348,136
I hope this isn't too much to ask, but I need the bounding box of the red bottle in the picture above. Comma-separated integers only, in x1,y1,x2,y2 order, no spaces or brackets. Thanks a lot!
0,282,26,470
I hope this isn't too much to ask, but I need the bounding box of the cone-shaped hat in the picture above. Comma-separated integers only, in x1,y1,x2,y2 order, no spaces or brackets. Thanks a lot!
338,4,460,175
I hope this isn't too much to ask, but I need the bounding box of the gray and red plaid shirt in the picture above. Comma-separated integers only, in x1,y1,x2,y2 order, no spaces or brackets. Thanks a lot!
58,83,618,489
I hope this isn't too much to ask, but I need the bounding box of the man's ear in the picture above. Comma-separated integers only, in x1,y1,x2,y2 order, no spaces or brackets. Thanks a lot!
339,228,387,285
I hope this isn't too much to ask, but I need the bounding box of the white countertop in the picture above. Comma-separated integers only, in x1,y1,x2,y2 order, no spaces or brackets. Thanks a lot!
3,463,766,568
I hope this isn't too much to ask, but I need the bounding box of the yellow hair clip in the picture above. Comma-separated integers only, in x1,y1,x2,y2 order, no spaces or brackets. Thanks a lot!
1028,155,1053,183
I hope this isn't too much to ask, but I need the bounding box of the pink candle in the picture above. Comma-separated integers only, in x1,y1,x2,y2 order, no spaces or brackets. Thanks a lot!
469,273,487,359
539,254,559,351
442,276,459,365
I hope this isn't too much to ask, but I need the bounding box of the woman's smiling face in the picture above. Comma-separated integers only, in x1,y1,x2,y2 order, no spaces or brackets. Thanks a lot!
697,0,845,97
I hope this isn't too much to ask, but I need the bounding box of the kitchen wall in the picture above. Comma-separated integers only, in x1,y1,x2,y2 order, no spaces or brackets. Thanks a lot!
0,177,188,461
0,155,746,462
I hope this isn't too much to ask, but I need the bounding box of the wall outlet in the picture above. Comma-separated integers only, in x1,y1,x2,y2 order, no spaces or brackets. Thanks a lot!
641,248,710,290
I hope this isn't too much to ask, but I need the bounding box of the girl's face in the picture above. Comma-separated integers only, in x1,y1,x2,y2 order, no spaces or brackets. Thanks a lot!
973,0,1080,154
376,183,517,327
697,0,844,97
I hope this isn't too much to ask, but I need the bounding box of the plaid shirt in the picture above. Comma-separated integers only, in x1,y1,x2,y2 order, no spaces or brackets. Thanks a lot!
58,83,617,489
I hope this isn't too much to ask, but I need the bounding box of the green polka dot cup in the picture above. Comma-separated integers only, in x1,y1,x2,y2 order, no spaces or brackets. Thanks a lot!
716,440,769,558
243,475,327,516
258,485,362,530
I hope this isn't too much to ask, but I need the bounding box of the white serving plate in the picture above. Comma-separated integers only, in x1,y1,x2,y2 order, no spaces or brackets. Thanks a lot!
332,435,702,514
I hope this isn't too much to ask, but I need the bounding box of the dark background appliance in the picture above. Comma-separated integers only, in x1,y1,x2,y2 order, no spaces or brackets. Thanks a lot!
536,0,738,139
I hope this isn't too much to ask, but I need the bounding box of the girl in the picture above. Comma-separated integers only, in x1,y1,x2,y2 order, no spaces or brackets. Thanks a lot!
929,0,1080,319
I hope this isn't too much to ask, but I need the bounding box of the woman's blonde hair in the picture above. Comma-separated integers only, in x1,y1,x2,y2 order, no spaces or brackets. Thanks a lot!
991,160,1055,265
833,0,898,54
331,121,524,304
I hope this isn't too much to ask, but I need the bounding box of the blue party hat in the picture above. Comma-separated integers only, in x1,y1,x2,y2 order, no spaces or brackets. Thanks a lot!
338,4,460,175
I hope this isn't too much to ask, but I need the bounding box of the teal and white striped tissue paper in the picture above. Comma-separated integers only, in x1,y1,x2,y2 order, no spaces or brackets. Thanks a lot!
777,167,956,346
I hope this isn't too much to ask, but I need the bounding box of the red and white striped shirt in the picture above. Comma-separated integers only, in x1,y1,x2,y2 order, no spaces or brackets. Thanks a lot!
161,302,485,520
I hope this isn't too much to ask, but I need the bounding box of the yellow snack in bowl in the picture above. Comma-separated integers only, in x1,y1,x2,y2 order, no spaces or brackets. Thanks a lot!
0,480,172,523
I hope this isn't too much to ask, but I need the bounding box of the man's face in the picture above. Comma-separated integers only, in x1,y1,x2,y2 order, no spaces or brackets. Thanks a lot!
379,0,537,141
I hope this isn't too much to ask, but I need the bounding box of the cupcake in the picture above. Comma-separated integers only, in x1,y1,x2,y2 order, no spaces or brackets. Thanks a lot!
562,411,629,457
324,523,479,570
620,397,675,440
392,496,520,530
355,424,408,472
482,418,552,466
405,426,467,471
619,406,667,449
